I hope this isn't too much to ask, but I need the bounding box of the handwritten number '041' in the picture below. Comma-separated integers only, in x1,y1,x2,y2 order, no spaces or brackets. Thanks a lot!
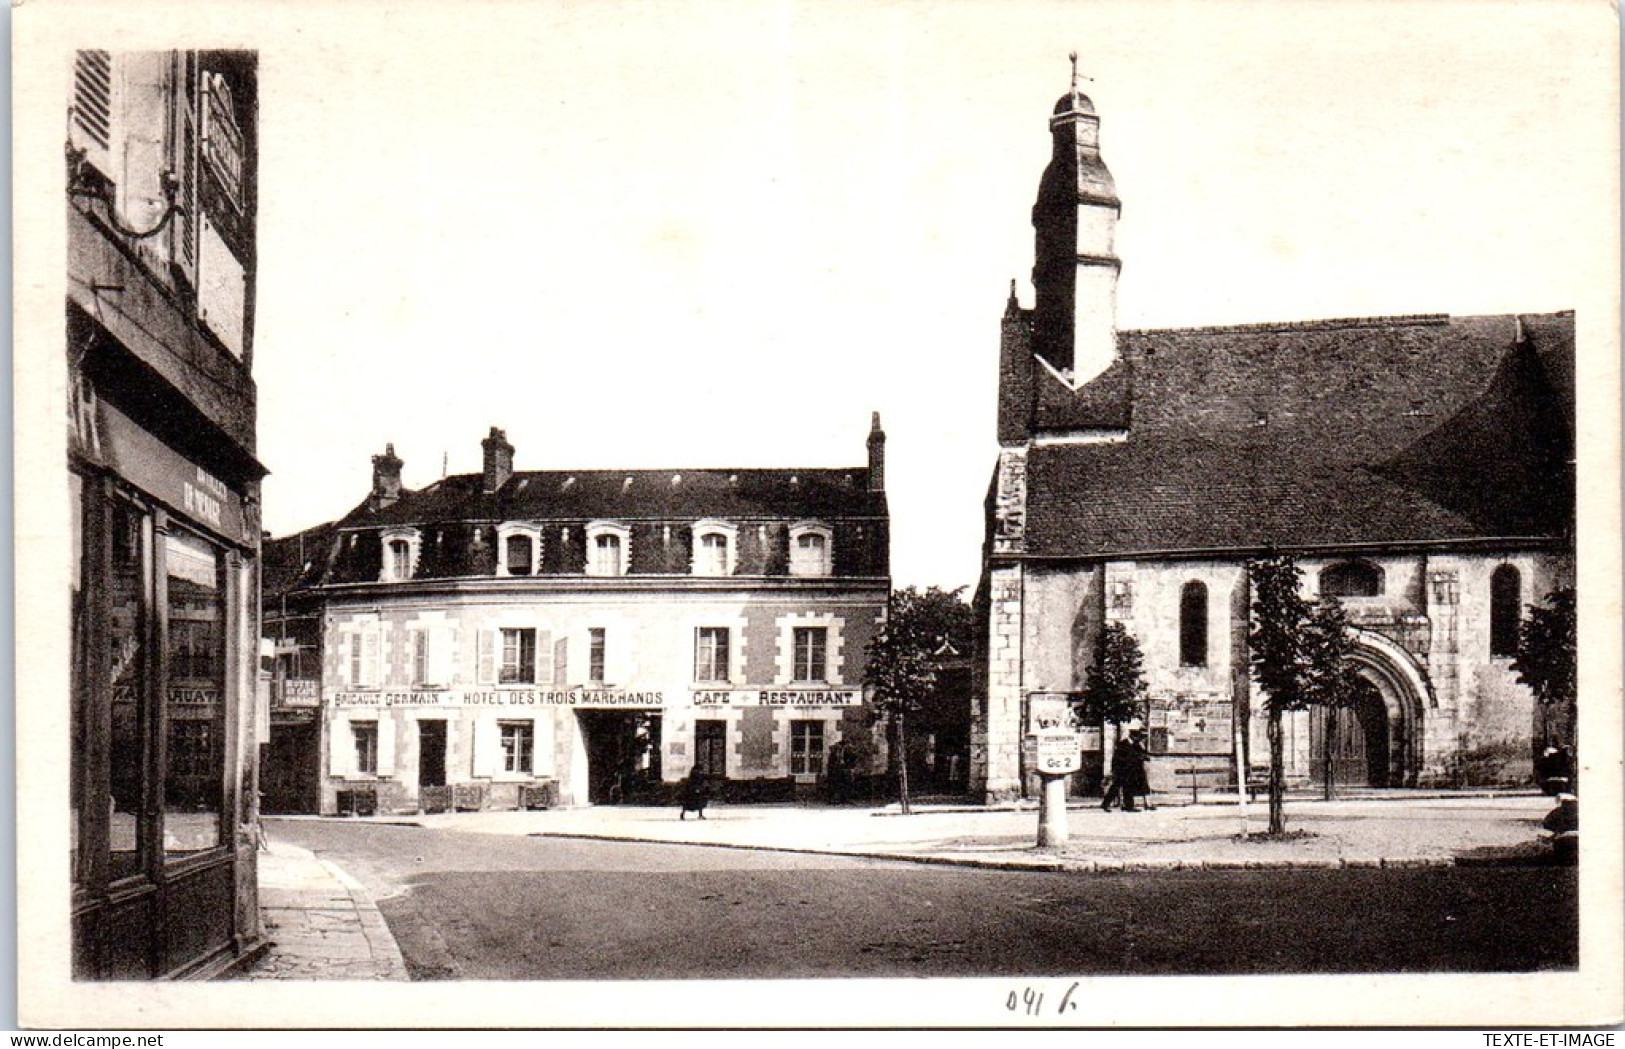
1006,983,1080,1016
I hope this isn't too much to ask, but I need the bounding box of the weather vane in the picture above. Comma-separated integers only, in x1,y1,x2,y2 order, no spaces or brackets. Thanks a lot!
1069,50,1093,90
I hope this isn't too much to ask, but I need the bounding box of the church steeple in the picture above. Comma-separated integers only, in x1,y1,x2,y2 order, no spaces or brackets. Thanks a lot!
1030,53,1121,385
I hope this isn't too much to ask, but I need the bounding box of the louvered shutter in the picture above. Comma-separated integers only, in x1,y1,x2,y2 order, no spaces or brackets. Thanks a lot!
553,636,569,686
70,51,114,179
376,716,396,776
429,625,453,687
338,632,353,687
477,629,495,684
472,719,500,777
534,630,552,685
328,717,354,776
360,625,381,687
170,52,198,289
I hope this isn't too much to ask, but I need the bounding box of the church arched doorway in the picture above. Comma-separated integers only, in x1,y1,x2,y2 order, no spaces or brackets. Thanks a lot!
1310,677,1391,788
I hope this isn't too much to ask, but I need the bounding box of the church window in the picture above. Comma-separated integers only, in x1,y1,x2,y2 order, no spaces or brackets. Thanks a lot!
1321,560,1383,598
1490,565,1522,657
1179,581,1208,667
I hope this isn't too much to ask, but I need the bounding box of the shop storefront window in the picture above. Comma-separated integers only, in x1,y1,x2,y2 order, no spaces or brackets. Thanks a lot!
108,497,151,879
790,720,825,776
70,473,86,887
163,528,225,856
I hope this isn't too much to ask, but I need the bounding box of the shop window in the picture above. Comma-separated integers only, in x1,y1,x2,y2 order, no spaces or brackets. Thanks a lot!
793,627,828,683
107,497,151,879
589,627,607,684
790,720,826,776
163,528,225,856
695,627,730,683
71,472,87,888
500,628,537,684
789,523,833,577
1321,560,1383,598
1490,565,1522,657
500,721,534,774
1179,580,1208,667
352,721,379,775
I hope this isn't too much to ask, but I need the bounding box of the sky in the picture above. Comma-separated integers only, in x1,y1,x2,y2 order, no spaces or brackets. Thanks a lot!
231,0,1614,590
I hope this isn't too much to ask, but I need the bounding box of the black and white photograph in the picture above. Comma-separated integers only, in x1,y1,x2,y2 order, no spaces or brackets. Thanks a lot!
14,0,1622,1032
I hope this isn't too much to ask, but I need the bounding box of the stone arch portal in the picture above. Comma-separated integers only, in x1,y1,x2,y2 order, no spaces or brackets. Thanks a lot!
1344,629,1431,787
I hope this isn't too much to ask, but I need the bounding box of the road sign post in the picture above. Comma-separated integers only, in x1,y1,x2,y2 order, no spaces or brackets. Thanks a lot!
1025,692,1085,849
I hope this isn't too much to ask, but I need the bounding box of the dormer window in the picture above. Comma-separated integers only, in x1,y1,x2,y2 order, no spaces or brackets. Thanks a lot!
495,522,543,577
691,520,738,577
585,521,630,577
379,528,421,582
788,522,833,577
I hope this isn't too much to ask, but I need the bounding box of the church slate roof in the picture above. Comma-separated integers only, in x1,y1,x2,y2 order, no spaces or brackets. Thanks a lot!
1020,312,1574,559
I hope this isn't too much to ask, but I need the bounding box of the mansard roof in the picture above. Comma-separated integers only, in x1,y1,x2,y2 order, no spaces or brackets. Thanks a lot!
1021,311,1575,558
344,466,886,530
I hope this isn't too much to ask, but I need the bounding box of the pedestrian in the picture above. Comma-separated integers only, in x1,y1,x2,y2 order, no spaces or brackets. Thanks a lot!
1119,728,1153,811
825,741,850,805
1101,729,1132,811
1535,744,1573,795
679,764,710,820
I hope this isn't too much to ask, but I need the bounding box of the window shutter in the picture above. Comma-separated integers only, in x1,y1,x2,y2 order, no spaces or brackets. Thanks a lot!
472,719,500,777
170,52,198,290
70,50,114,179
338,632,353,687
429,625,453,686
554,636,569,686
361,625,381,687
377,716,396,777
328,717,354,776
477,629,495,684
534,630,553,685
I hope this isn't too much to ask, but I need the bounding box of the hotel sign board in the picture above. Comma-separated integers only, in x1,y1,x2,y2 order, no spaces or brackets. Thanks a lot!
331,687,865,710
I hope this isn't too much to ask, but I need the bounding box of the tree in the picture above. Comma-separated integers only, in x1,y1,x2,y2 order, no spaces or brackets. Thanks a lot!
1300,596,1363,801
1246,555,1360,834
864,586,974,814
1077,621,1149,729
1513,586,1577,742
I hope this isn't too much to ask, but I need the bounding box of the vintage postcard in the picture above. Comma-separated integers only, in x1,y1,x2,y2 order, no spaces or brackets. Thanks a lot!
14,0,1622,1031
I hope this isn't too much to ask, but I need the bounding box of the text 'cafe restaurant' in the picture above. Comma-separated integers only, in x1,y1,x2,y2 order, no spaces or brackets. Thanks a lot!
264,423,891,814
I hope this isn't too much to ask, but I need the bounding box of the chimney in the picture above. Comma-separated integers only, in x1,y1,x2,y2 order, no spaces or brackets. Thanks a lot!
369,443,403,511
867,412,886,492
481,427,515,493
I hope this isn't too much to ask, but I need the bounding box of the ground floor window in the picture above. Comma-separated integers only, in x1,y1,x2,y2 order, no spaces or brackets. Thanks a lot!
790,719,826,776
694,719,727,778
352,720,379,775
500,720,534,774
163,527,227,856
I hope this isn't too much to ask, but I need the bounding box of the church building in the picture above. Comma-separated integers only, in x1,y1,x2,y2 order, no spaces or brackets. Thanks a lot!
973,69,1575,801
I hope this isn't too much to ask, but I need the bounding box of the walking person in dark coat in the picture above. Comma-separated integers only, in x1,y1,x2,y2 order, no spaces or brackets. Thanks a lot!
1103,729,1152,812
679,765,711,820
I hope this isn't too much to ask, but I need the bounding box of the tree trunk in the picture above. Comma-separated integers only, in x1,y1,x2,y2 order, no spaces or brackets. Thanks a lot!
1267,706,1286,835
1322,706,1334,802
896,710,912,815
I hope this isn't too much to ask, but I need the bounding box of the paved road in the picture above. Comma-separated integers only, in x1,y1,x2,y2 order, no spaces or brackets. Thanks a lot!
268,818,1577,980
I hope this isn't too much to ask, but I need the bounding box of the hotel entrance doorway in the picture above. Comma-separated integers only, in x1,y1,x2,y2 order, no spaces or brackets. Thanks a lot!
577,710,663,803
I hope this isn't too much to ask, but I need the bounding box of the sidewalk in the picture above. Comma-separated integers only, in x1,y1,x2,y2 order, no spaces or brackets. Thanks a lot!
233,838,409,981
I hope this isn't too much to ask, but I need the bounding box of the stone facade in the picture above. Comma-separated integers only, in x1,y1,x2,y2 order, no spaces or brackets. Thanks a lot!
972,76,1574,801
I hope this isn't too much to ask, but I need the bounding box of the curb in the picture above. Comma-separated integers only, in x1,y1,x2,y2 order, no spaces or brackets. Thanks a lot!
525,830,1477,874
